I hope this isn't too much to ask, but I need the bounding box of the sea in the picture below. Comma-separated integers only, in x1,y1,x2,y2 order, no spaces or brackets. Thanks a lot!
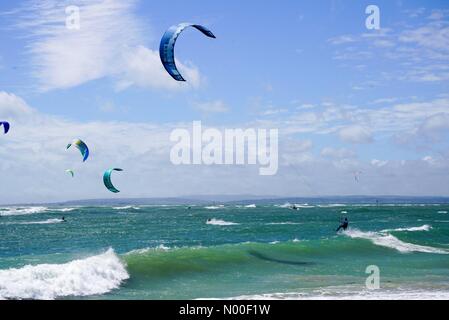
1,200,449,300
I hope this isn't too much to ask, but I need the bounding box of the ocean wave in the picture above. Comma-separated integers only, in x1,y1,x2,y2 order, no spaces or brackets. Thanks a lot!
277,203,292,208
380,225,432,233
52,208,77,212
125,245,171,255
204,205,225,210
344,229,448,254
266,222,302,225
207,219,239,226
293,204,314,208
113,206,140,210
276,203,313,209
317,204,346,208
245,204,257,208
0,249,128,300
0,207,48,217
438,211,448,214
17,219,64,225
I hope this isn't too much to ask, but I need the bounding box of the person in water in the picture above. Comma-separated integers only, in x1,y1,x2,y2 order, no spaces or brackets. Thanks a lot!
336,217,349,232
61,216,66,222
291,205,298,210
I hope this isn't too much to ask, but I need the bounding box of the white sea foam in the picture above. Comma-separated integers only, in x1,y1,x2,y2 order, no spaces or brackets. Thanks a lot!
206,219,239,226
438,211,448,214
0,207,48,217
276,203,313,209
125,244,171,255
266,222,301,225
0,249,129,300
19,219,64,225
212,289,449,300
344,229,448,254
380,225,432,233
52,208,77,212
296,204,314,208
245,204,257,208
112,206,140,210
318,204,346,208
204,205,225,210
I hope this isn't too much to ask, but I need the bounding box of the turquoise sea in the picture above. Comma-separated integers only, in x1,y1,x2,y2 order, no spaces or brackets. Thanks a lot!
1,202,449,300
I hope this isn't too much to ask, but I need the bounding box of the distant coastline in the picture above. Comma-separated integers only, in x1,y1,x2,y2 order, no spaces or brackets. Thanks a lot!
3,195,449,207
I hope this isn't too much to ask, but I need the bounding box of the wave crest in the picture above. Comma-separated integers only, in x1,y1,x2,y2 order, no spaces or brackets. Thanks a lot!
344,229,447,254
0,249,129,300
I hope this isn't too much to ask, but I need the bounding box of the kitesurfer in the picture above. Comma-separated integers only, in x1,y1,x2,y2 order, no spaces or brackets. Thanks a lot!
336,217,349,232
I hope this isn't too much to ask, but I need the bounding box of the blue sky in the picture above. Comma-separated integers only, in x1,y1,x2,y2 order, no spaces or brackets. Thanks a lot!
0,0,449,204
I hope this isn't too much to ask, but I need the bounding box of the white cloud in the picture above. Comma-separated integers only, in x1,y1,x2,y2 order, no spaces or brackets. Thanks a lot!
260,108,288,116
321,147,356,159
192,100,229,114
328,12,449,83
14,0,202,91
0,92,35,120
338,125,373,144
328,35,356,45
117,46,201,91
371,159,388,167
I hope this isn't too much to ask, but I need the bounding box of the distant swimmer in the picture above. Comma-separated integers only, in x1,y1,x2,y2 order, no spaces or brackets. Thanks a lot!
291,205,299,210
61,216,66,222
336,217,349,232
187,206,192,210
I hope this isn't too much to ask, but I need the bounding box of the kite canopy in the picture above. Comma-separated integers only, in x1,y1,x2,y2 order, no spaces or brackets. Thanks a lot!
0,121,10,134
159,23,216,81
65,169,74,178
67,139,89,162
103,168,123,193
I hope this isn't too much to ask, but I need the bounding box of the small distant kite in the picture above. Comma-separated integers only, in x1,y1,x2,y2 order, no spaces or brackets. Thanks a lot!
67,139,89,162
160,23,216,81
103,168,123,193
1,121,10,134
65,169,75,178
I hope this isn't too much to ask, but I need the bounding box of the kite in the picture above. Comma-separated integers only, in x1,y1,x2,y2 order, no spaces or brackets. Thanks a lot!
160,23,216,81
103,168,123,193
67,139,89,162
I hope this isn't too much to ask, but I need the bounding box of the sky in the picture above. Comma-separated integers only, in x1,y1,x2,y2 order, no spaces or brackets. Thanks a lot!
0,0,449,204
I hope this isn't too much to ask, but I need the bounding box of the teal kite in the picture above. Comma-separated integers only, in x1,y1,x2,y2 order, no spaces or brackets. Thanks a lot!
103,168,123,193
65,169,74,178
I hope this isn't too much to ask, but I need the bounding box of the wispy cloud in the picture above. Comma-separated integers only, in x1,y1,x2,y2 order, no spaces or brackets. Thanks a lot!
328,9,449,83
12,0,201,91
192,100,229,114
